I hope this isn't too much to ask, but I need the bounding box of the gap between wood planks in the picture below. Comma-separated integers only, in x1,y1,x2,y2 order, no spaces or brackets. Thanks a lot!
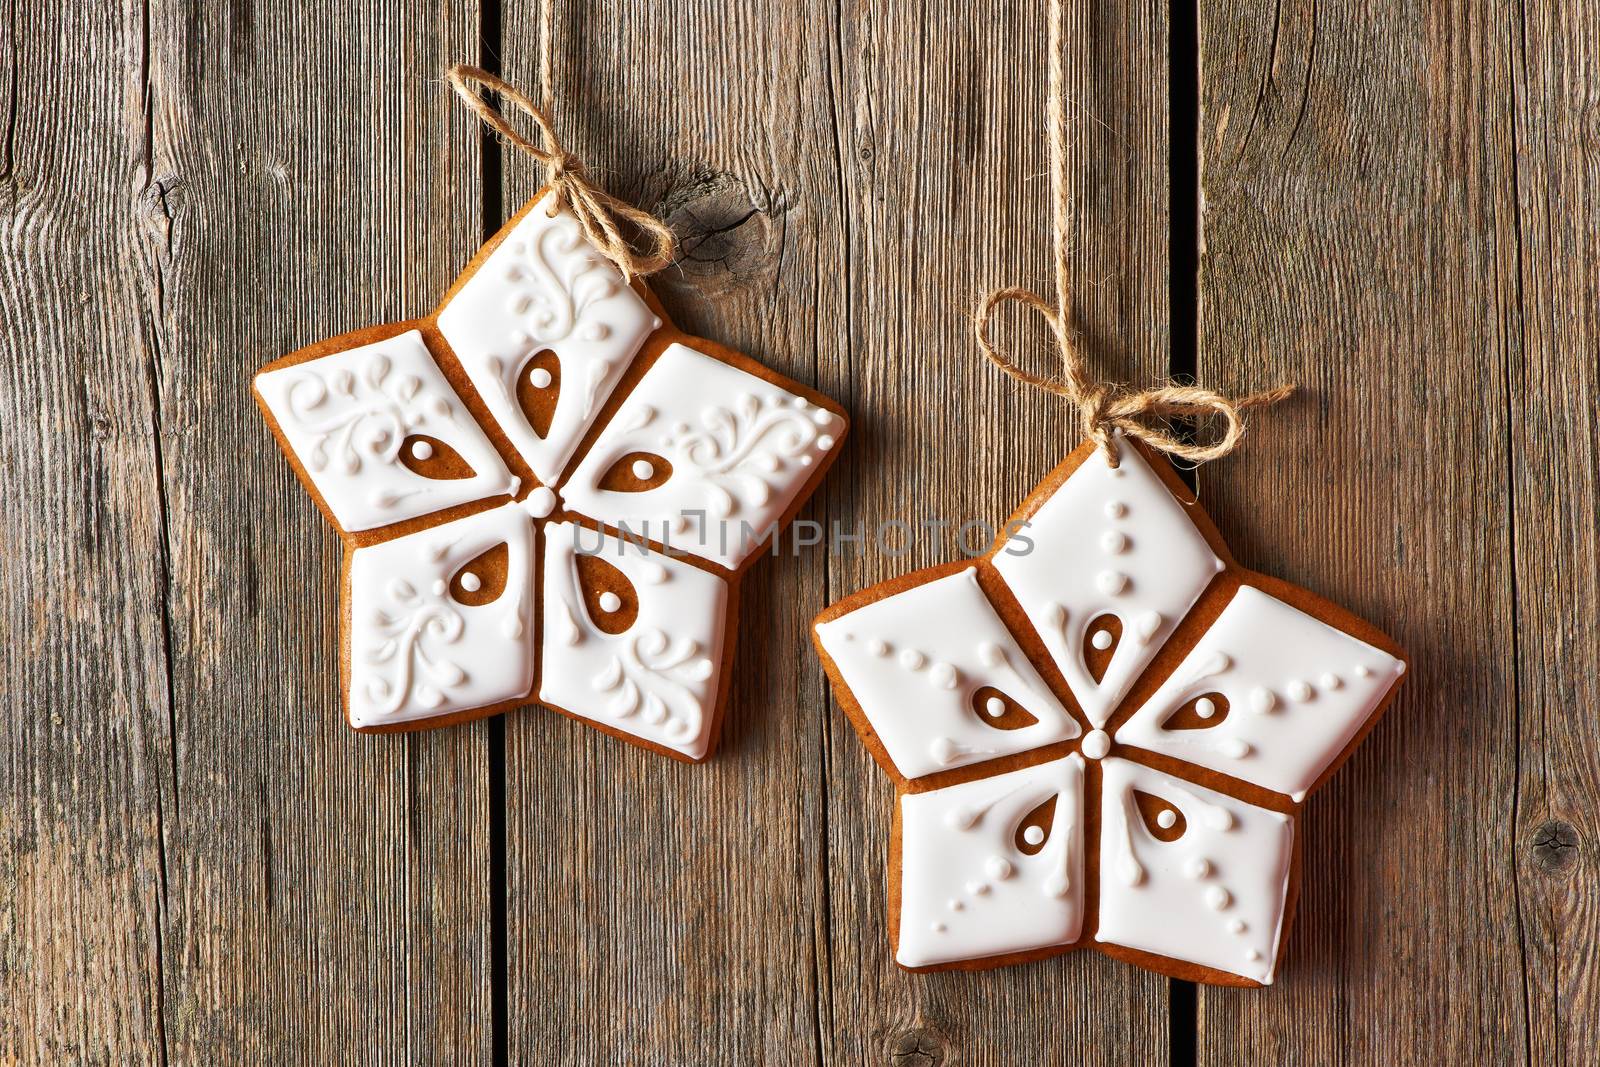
476,3,512,1065
1168,0,1201,1063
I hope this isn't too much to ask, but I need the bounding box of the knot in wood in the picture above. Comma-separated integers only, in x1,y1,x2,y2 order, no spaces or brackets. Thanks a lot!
1531,819,1581,873
888,1027,946,1067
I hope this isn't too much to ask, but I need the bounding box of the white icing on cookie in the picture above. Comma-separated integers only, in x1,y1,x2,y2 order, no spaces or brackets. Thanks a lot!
1094,758,1292,984
256,330,517,531
436,191,659,484
991,442,1222,727
538,521,727,759
346,503,534,727
1115,585,1405,801
814,567,1080,779
561,343,842,569
897,755,1084,967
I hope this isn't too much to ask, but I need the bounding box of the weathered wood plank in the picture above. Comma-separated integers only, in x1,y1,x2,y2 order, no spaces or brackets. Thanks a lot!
1506,2,1600,1060
497,0,1174,1062
495,1,844,1062
1195,0,1532,1059
0,3,169,1061
138,2,491,1061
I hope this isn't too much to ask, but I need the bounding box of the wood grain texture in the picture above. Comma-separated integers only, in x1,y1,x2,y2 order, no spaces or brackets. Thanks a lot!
0,1,494,1061
142,4,495,1058
1505,1,1599,1060
1191,0,1589,1060
0,2,169,1060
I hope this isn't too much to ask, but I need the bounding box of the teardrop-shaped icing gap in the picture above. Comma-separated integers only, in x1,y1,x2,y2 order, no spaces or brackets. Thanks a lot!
969,685,1041,732
515,349,561,439
1014,796,1058,855
1162,692,1231,731
450,543,509,607
1083,613,1122,684
597,450,674,493
1134,790,1187,842
398,434,477,480
574,550,639,635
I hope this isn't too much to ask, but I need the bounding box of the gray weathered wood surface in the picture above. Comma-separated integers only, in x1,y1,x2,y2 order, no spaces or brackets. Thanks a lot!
1,0,1592,1063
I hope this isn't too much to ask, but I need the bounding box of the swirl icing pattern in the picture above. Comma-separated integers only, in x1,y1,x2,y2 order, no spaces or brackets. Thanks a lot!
254,189,847,752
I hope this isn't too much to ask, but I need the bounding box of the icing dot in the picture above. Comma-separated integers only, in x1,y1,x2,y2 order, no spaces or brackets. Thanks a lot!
523,486,557,518
984,697,1006,718
931,922,947,934
584,323,611,341
410,440,434,460
977,642,1005,667
528,367,553,389
504,265,521,281
1134,611,1163,644
930,737,960,765
631,458,655,480
799,455,814,466
1081,729,1111,760
430,579,447,596
1156,809,1177,829
1195,697,1217,719
812,409,834,426
459,572,482,592
1091,629,1114,650
929,662,959,690
1220,738,1252,759
968,881,992,896
1097,570,1129,595
1248,687,1277,714
598,592,622,613
899,649,927,671
818,434,836,450
509,294,531,314
1043,873,1071,898
1206,887,1232,911
985,855,1014,881
1100,530,1128,554
1321,672,1343,690
1288,679,1314,702
1228,918,1247,934
948,899,964,912
1355,664,1373,678
1044,602,1067,628
1023,825,1045,846
867,639,890,657
1246,949,1263,962
944,806,979,831
1185,858,1212,880
1105,500,1127,519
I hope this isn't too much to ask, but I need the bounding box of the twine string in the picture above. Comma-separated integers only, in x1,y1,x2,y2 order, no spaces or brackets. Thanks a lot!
446,57,675,281
973,0,1292,466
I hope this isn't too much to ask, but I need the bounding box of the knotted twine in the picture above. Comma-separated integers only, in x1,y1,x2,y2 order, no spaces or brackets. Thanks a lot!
447,9,674,282
974,0,1292,466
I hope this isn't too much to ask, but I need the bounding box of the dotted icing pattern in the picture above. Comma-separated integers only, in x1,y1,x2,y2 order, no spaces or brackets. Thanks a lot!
814,438,1406,984
256,190,846,752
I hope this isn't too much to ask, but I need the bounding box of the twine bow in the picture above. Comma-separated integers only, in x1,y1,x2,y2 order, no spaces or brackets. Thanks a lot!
974,0,1291,467
447,64,675,281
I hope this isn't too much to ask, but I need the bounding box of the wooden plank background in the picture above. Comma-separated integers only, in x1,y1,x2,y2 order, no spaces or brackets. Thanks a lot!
1,0,1592,1063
